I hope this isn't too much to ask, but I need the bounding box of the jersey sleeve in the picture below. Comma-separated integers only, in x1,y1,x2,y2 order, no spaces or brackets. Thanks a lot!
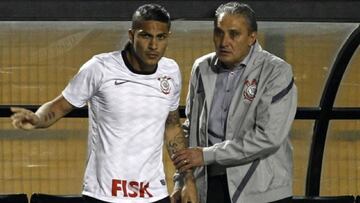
169,62,181,111
62,57,103,108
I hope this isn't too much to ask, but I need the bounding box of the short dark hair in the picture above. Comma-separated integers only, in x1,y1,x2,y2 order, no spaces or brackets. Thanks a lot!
215,2,257,32
132,4,171,30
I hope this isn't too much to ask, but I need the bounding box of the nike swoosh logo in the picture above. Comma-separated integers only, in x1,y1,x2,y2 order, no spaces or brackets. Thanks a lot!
114,80,128,85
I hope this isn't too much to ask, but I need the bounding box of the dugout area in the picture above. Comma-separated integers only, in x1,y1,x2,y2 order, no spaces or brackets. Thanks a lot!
0,0,360,202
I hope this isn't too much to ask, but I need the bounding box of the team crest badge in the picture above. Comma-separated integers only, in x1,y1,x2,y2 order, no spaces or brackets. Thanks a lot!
158,75,172,95
243,79,257,102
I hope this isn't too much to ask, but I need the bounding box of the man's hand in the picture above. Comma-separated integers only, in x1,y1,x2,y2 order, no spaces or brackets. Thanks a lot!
170,173,198,203
170,187,181,203
172,147,204,173
181,174,198,203
10,107,40,130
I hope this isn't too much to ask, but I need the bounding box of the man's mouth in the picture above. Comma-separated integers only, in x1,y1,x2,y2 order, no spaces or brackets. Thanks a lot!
218,49,231,55
147,52,159,59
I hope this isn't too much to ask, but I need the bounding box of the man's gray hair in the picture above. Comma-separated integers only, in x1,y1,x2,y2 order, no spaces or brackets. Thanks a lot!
215,2,257,32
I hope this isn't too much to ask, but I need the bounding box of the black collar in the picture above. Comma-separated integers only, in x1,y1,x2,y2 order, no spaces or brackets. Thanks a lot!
121,43,158,75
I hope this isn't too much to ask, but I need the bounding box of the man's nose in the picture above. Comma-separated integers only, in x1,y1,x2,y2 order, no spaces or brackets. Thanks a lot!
149,38,158,50
220,33,230,47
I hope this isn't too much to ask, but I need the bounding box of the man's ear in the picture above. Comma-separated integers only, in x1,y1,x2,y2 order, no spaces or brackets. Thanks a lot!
249,31,257,46
128,29,134,44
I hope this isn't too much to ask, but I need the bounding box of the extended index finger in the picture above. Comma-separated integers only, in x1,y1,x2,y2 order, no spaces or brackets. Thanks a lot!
10,107,28,113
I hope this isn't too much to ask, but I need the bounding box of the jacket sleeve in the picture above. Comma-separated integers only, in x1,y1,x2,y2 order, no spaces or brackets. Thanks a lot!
203,61,297,166
183,60,201,132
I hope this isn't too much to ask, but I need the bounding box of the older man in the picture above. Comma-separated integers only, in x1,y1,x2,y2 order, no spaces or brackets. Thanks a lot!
171,2,297,203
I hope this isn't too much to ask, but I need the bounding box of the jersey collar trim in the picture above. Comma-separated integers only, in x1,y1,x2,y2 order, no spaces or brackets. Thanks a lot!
121,43,158,75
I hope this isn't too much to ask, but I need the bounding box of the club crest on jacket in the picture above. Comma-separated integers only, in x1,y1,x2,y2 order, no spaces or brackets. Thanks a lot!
243,79,257,102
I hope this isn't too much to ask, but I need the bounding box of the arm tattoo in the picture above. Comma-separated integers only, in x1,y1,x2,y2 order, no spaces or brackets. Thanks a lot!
166,110,180,126
168,131,187,155
44,111,55,122
165,110,188,155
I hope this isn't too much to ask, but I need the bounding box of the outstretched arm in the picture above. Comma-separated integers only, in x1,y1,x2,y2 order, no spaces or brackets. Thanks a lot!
11,95,74,130
165,109,198,203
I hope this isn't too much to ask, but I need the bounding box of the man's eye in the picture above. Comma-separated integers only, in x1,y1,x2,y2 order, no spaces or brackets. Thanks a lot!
140,34,151,39
230,31,240,38
157,35,167,40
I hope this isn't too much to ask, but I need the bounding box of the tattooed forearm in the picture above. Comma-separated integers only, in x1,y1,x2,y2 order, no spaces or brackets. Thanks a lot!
44,111,55,122
34,95,73,128
166,110,181,127
165,109,188,156
168,131,188,155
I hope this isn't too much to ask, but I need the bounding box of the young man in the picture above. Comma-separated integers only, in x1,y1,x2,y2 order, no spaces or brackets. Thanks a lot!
10,4,197,203
171,2,297,203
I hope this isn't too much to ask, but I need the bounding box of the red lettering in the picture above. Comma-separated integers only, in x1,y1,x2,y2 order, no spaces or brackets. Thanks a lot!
111,179,152,198
128,181,139,198
140,182,153,198
121,179,128,197
112,179,122,196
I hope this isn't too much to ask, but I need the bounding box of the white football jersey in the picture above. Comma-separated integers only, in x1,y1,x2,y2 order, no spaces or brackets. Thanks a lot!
62,49,181,202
